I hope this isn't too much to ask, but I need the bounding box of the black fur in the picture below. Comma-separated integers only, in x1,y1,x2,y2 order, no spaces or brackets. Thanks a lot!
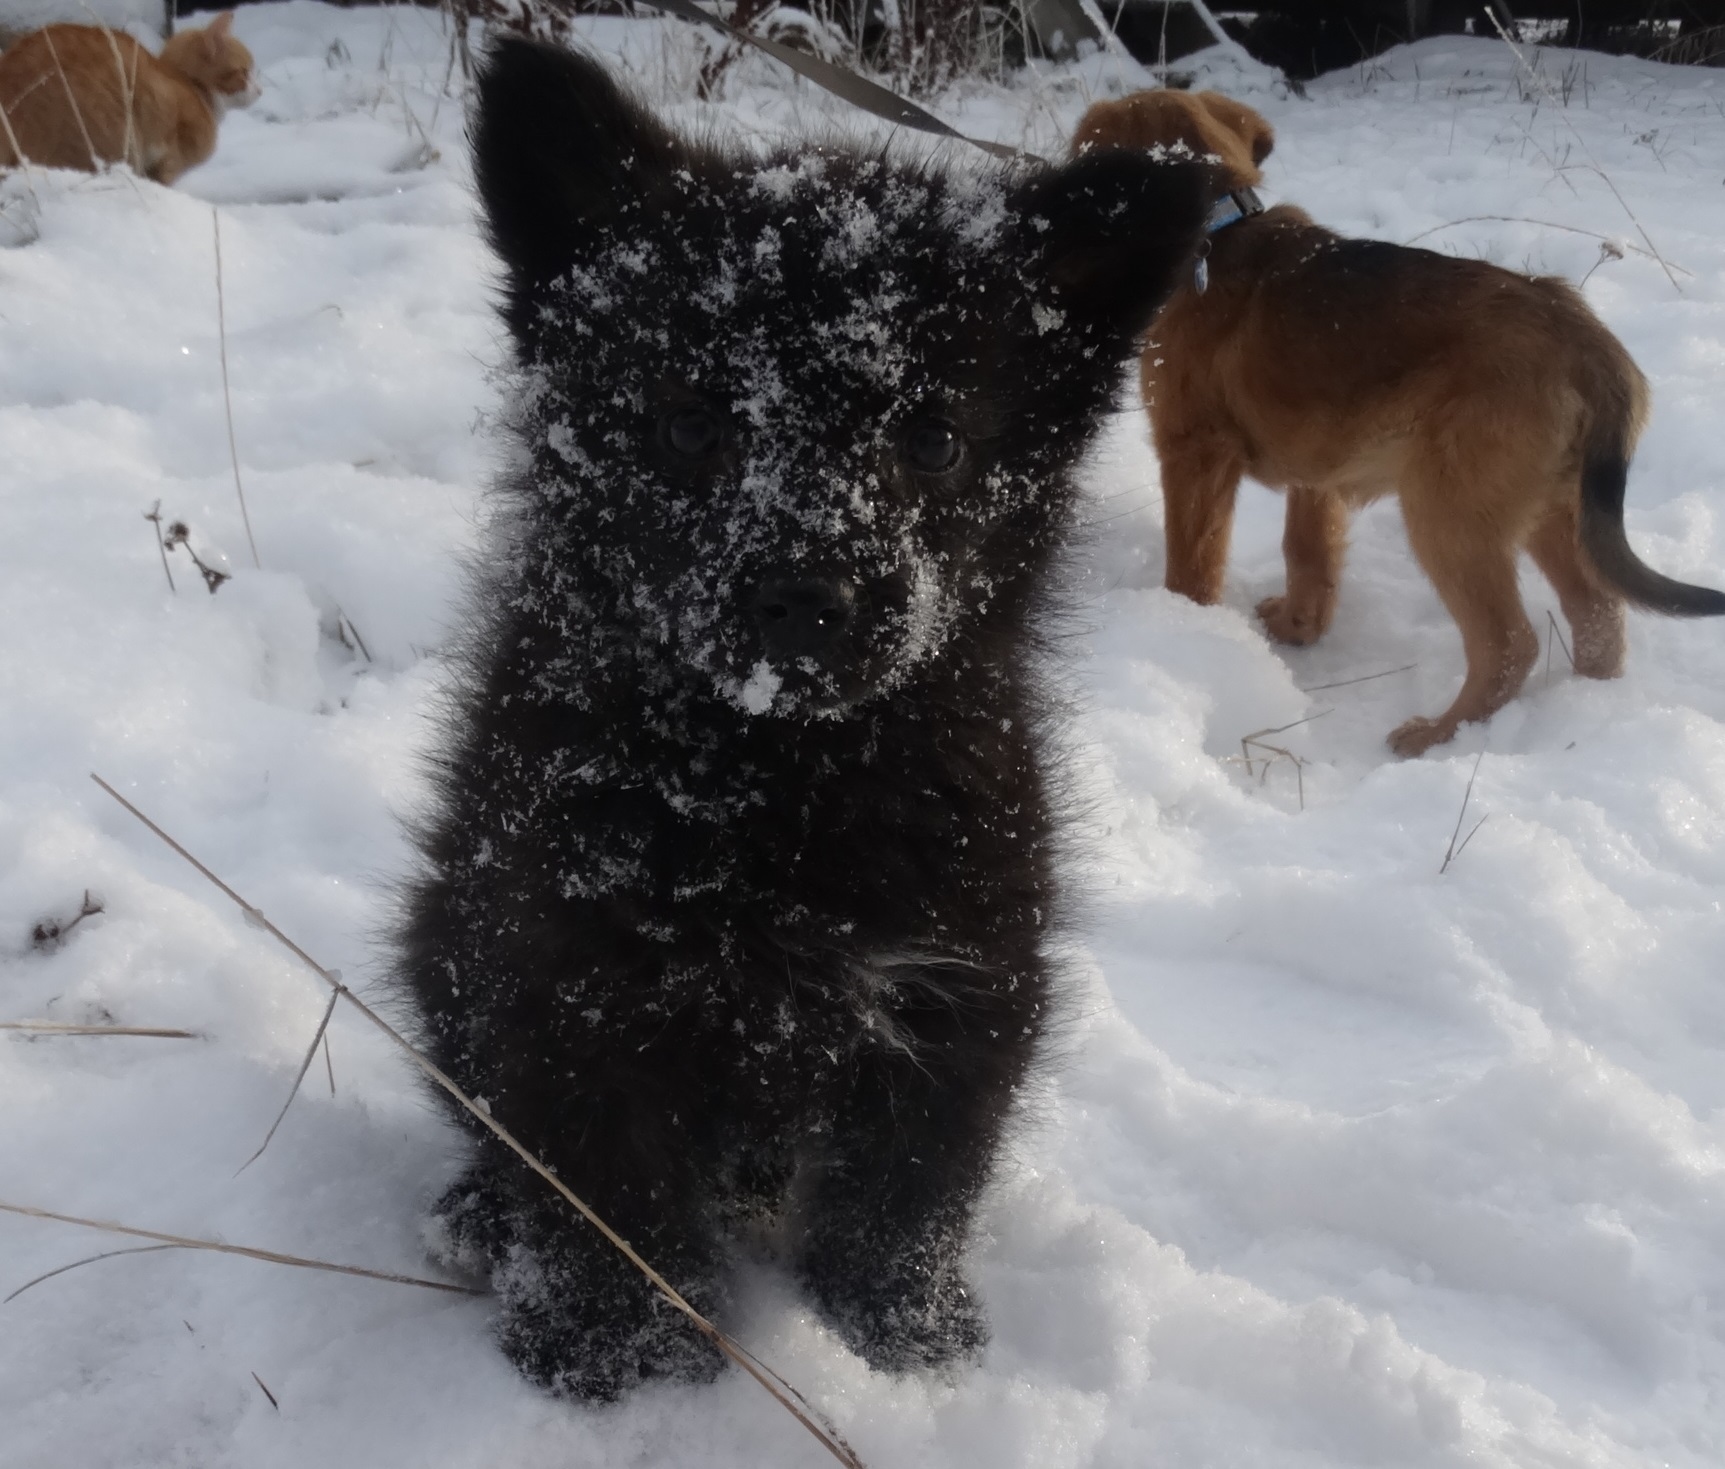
399,38,1207,1401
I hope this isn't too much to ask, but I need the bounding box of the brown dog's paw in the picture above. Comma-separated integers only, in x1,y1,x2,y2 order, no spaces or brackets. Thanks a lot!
1387,715,1456,758
1256,595,1322,646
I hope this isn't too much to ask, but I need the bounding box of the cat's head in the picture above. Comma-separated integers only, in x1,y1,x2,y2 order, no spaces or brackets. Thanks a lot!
163,13,261,113
474,41,1209,720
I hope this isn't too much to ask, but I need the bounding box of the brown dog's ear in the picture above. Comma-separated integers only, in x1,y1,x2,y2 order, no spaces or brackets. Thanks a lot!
1069,98,1130,160
1196,92,1275,168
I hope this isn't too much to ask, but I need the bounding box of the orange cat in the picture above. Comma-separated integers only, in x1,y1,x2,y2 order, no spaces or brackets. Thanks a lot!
0,15,259,185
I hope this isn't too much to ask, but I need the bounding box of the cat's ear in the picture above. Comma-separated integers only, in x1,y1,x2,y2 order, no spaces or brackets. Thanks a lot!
473,40,689,332
1011,150,1211,342
206,12,234,38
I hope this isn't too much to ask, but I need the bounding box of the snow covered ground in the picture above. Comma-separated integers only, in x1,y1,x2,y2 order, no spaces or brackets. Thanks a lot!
1,8,1722,1466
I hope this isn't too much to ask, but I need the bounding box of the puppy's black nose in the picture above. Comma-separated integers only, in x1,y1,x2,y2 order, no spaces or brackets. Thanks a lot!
753,578,855,658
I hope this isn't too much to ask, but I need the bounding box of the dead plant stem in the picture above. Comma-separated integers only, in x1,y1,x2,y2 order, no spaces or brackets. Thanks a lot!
1486,10,1682,294
0,1200,483,1299
1439,750,1489,874
88,773,865,1469
237,985,340,1174
212,210,261,569
1,1022,198,1038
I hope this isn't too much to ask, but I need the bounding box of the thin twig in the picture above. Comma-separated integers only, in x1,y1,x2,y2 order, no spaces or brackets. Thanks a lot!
237,986,341,1174
88,774,865,1469
1231,711,1331,811
323,1031,337,1096
1545,609,1575,684
1439,750,1488,875
212,210,261,569
337,611,373,663
1299,663,1418,693
251,1372,280,1410
145,501,177,594
0,1201,483,1298
1,1021,198,1038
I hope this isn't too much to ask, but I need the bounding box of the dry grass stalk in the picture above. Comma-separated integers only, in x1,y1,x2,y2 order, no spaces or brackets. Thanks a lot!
1401,215,1688,277
237,985,340,1174
0,85,44,215
145,500,177,593
1545,609,1576,683
161,519,230,593
1,1021,198,1038
5,1243,181,1304
1229,711,1331,810
1299,663,1417,694
212,210,261,570
88,773,866,1469
0,1200,484,1299
31,889,104,950
1485,10,1682,295
250,1371,280,1410
1439,750,1489,875
41,27,100,171
335,609,373,662
78,5,139,170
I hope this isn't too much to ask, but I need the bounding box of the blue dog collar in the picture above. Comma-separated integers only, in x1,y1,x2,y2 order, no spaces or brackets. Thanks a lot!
1204,186,1265,235
1194,187,1265,293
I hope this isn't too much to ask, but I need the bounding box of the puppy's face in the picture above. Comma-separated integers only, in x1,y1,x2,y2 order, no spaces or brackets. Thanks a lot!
1073,90,1273,193
476,43,1210,720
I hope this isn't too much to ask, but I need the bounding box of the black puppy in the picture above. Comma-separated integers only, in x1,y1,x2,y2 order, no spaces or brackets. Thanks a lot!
399,39,1207,1400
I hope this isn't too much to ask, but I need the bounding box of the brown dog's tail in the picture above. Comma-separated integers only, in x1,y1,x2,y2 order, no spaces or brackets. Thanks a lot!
1578,354,1725,617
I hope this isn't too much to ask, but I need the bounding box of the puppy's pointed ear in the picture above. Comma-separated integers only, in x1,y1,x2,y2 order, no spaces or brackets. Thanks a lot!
1013,151,1210,340
472,40,688,334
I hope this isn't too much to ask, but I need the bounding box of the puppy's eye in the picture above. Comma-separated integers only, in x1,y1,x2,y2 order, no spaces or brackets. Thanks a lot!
905,419,961,473
662,406,724,459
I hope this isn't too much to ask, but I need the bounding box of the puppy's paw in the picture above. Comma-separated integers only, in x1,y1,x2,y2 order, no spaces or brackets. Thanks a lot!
1572,641,1627,680
425,1169,513,1275
810,1264,988,1375
1387,715,1455,758
495,1245,726,1401
1256,595,1322,646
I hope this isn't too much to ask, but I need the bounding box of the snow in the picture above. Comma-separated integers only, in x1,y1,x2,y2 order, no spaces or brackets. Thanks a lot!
0,0,164,42
1,8,1722,1466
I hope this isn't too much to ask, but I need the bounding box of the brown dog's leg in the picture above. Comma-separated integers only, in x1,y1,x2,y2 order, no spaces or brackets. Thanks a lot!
1391,502,1539,757
1258,485,1348,645
1160,436,1244,604
1525,505,1627,679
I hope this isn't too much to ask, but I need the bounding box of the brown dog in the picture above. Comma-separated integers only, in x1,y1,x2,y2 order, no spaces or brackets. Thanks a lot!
1074,89,1725,756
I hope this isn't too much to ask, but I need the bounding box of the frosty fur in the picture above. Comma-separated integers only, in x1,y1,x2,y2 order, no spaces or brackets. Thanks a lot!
398,39,1208,1400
